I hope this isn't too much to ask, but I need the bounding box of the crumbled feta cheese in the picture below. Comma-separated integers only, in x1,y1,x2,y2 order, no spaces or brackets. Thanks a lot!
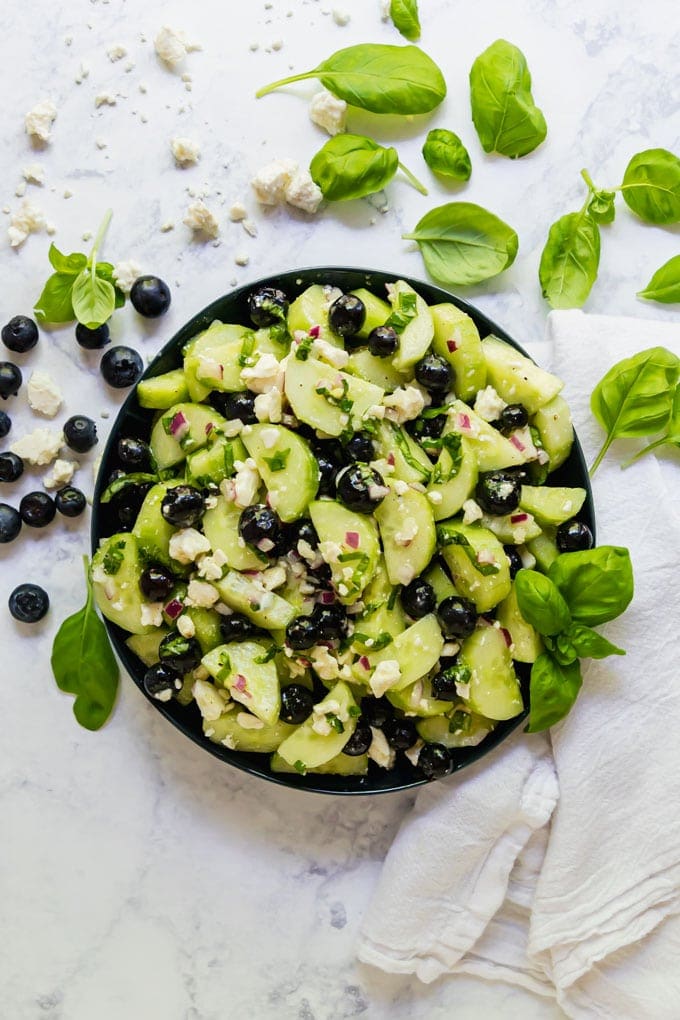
456,681,471,700
196,549,228,581
365,403,385,421
43,458,78,489
427,490,443,505
107,44,127,62
241,353,282,393
177,614,196,638
171,137,200,166
11,427,62,465
251,158,298,205
229,202,247,221
23,164,45,185
370,659,401,698
186,579,220,608
169,527,211,564
8,200,46,247
368,726,396,769
404,739,424,767
384,386,426,424
27,371,62,418
25,100,57,143
310,644,340,681
259,427,280,450
312,714,333,736
395,518,419,546
154,25,201,66
254,387,283,423
232,459,260,508
110,260,142,298
237,712,265,730
183,200,220,238
309,89,347,135
95,93,117,108
15,182,27,198
332,9,350,25
261,564,287,591
312,337,349,369
462,498,484,525
192,678,227,721
518,546,537,570
234,253,249,266
474,386,507,422
393,479,409,496
140,602,165,628
395,563,416,586
284,169,323,214
318,540,343,564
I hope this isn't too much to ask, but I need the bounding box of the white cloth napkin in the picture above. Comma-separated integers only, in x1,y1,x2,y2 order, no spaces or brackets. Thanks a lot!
357,310,680,1018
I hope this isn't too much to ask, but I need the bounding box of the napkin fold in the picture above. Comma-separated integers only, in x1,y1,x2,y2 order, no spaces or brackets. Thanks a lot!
357,310,680,1018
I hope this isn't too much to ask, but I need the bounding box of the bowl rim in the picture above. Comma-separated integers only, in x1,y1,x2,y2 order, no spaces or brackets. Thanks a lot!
91,266,595,796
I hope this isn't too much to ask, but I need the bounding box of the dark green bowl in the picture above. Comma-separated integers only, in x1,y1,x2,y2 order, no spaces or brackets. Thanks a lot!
91,268,595,795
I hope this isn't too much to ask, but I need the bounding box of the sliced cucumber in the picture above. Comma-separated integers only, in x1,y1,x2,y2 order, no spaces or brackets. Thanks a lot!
309,499,379,603
423,560,459,603
386,675,452,717
480,511,542,545
459,625,523,721
284,355,384,436
482,336,563,413
137,368,190,409
350,287,391,339
202,495,263,571
126,627,170,666
132,480,186,569
526,528,559,572
276,681,358,769
438,522,512,613
92,532,154,635
447,399,527,471
375,484,436,587
271,750,368,775
185,436,247,488
388,280,435,372
531,395,574,470
368,614,444,691
426,432,478,520
519,485,586,527
430,303,486,401
202,640,280,724
287,284,344,345
346,348,405,391
185,606,223,654
352,558,406,643
215,571,296,630
241,424,319,522
374,420,432,485
205,712,296,752
496,586,543,664
417,711,493,748
149,402,227,471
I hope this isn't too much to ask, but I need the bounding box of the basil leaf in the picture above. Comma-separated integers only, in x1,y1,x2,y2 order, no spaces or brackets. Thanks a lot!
539,210,600,309
100,472,158,504
514,568,571,636
50,557,119,731
469,39,547,159
566,623,625,660
526,653,582,733
257,43,446,114
96,261,126,309
621,148,680,225
34,272,77,324
589,346,679,473
587,188,616,225
389,0,421,42
422,129,471,182
48,243,87,275
71,268,116,329
403,201,518,287
637,255,680,304
548,546,634,627
547,632,579,667
310,134,399,200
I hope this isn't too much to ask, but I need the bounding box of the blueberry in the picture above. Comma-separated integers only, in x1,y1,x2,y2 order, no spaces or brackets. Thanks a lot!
130,275,172,318
285,615,319,651
118,436,153,471
139,564,176,601
311,601,348,641
238,504,282,554
143,662,183,701
315,449,341,497
336,462,386,514
556,520,594,552
418,743,452,780
0,410,10,438
158,633,202,673
75,322,111,350
401,578,436,619
161,485,205,528
0,362,22,399
219,613,264,643
2,315,39,353
329,293,366,338
55,486,87,518
367,325,398,358
209,389,258,424
100,346,143,388
406,414,446,445
475,470,521,516
341,722,372,756
360,695,392,728
248,286,289,328
344,431,375,462
19,491,56,528
431,660,469,701
114,481,152,529
0,452,24,483
0,504,21,543
437,596,478,639
284,517,318,555
414,353,452,395
279,684,314,724
383,716,417,750
63,415,98,453
8,583,49,622
498,403,529,434
504,544,523,578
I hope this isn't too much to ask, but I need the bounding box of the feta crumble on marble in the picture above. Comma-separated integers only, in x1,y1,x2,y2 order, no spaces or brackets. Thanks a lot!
251,158,298,206
309,89,347,135
474,385,507,422
25,100,57,143
169,527,211,564
11,427,62,465
27,371,62,418
171,137,200,166
284,168,323,214
183,200,220,238
22,164,45,185
112,260,143,295
154,25,201,66
8,200,46,247
94,93,117,108
43,458,78,489
106,44,127,61
229,202,247,221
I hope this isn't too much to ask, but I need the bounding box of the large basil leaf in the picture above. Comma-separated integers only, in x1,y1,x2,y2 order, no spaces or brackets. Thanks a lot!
527,653,582,733
469,39,547,158
310,134,399,200
48,243,87,275
389,0,420,41
34,272,77,324
514,568,571,636
626,382,680,464
548,546,634,627
71,269,116,330
567,623,625,660
422,129,471,181
621,149,680,224
403,201,518,286
539,210,600,309
637,255,680,304
257,43,446,114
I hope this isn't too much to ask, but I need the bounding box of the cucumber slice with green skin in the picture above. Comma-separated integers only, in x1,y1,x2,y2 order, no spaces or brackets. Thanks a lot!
350,287,391,339
309,499,380,603
92,532,156,635
185,436,247,488
519,485,586,527
423,560,459,603
276,681,359,769
201,640,280,724
375,483,436,587
526,528,559,572
352,558,406,643
286,284,343,345
430,303,487,401
366,614,444,691
126,627,170,666
202,495,264,571
480,511,542,545
530,395,573,470
496,586,543,663
204,712,296,752
417,711,493,748
388,280,435,372
386,675,452,717
241,424,319,522
459,625,523,721
137,368,190,410
271,750,368,775
426,432,478,520
150,402,227,471
346,348,405,391
185,606,223,654
447,399,527,471
374,421,432,485
284,356,384,436
438,522,512,613
215,572,296,630
132,480,186,570
482,336,563,413
183,322,254,401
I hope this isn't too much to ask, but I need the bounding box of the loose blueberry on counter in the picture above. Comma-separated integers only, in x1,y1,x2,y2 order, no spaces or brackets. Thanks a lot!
360,695,392,729
19,491,56,528
2,315,39,353
503,544,523,579
344,431,375,463
329,293,366,337
418,743,452,780
63,415,98,453
0,452,24,483
219,612,264,643
0,410,10,438
0,362,22,399
100,346,143,388
139,563,176,602
130,275,172,318
556,520,594,552
336,462,386,514
209,389,257,424
0,504,21,543
115,482,151,529
248,286,289,327
158,633,202,673
383,716,417,751
279,684,314,724
8,583,49,622
475,470,521,516
341,721,372,756
311,601,348,641
75,321,111,350
497,403,529,434
437,596,478,639
367,324,398,358
55,486,87,518
161,485,205,528
238,503,282,554
401,577,436,619
117,436,153,471
143,661,182,701
414,353,452,396
285,615,319,651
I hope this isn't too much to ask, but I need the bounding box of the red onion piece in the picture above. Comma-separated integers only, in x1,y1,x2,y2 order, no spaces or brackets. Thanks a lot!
447,339,458,352
164,598,184,620
456,413,471,432
320,591,336,604
345,531,359,549
510,513,528,524
509,434,526,451
359,655,370,670
169,411,188,437
309,325,321,338
387,452,395,466
501,628,513,648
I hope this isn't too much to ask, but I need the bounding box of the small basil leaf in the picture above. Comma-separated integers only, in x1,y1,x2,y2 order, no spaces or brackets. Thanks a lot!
310,134,399,200
548,546,634,628
389,0,421,42
526,653,582,733
539,210,600,309
469,39,547,159
587,188,617,225
34,272,77,324
95,262,126,309
637,255,680,304
403,201,518,287
566,623,625,660
422,129,471,182
621,148,680,225
514,568,571,636
551,633,578,666
71,269,116,329
48,243,87,274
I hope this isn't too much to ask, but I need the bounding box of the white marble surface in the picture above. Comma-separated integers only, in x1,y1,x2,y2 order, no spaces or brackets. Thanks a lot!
1,1,678,1017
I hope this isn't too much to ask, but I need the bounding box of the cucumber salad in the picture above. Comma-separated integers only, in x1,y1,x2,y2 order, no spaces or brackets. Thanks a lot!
92,277,591,782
